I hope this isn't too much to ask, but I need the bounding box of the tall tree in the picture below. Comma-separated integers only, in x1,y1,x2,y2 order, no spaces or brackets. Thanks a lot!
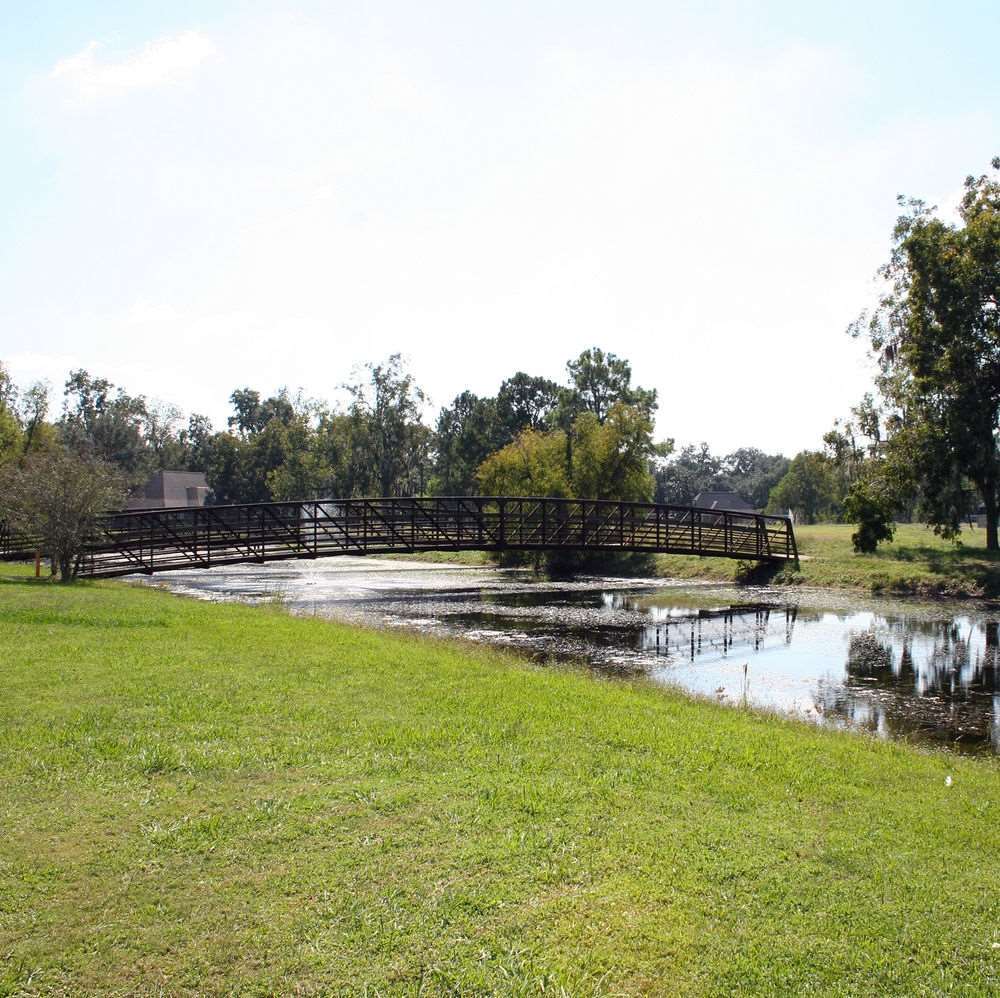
654,443,727,505
17,381,51,457
723,448,790,509
476,403,659,503
59,370,150,481
345,355,428,497
855,158,1000,547
433,391,498,495
767,451,840,524
495,373,560,435
0,362,21,464
565,347,657,423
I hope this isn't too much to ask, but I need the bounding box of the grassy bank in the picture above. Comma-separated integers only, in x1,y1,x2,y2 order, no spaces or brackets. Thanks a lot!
652,522,1000,598
1,564,998,994
365,523,1000,598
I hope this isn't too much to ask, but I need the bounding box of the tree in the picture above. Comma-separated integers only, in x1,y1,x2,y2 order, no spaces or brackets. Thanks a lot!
565,347,657,423
476,403,660,503
854,158,1000,547
432,374,562,495
144,401,187,469
345,355,428,497
843,473,896,553
495,373,560,435
655,443,727,505
767,451,840,524
723,448,790,509
178,413,215,472
17,381,51,457
0,365,53,464
227,388,296,437
59,370,150,481
570,404,660,501
433,391,498,495
0,449,124,580
476,427,570,498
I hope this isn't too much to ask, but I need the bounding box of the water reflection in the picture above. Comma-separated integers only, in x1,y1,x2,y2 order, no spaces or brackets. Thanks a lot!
140,558,1000,755
819,616,1000,752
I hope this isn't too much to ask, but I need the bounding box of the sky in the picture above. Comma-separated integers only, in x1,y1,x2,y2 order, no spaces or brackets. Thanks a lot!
1,0,998,455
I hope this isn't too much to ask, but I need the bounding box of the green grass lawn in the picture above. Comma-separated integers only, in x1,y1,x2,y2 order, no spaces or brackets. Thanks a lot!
380,550,498,567
368,522,1000,598
653,522,1000,597
1,563,999,994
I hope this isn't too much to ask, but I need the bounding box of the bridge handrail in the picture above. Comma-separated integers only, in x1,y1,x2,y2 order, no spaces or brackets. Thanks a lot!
101,495,792,525
2,494,797,575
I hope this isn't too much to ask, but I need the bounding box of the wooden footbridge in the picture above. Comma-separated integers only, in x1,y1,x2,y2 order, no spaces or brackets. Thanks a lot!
1,496,797,579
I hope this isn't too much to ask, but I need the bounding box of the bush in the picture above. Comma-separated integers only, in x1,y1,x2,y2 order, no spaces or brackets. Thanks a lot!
0,448,124,580
843,478,896,553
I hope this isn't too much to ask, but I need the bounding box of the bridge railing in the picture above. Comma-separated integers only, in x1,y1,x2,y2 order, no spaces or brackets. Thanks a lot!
2,496,797,577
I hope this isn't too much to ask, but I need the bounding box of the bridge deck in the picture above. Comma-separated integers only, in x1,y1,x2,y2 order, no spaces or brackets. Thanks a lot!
2,496,798,578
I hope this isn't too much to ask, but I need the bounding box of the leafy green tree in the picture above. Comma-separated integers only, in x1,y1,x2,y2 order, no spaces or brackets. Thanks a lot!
266,415,333,501
144,401,188,470
0,364,22,465
723,448,790,509
0,365,54,464
17,381,52,457
200,432,247,504
768,451,840,523
227,388,296,437
345,355,428,497
655,443,727,505
842,473,896,553
854,158,1000,547
476,403,658,503
570,405,660,501
59,370,151,482
0,448,124,580
178,413,215,472
495,373,560,435
565,347,657,423
432,374,561,496
476,427,570,498
433,391,498,495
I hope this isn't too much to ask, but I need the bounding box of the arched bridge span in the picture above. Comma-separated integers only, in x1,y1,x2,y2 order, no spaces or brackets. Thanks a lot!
3,496,798,578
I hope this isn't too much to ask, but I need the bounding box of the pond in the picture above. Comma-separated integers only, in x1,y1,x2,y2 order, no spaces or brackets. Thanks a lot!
141,557,1000,755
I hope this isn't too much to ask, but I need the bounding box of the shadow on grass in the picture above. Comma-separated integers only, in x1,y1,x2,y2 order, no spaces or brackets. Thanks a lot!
872,544,1000,596
0,570,96,589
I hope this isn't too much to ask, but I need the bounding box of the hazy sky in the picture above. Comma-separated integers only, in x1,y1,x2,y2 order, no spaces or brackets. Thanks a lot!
2,1,997,454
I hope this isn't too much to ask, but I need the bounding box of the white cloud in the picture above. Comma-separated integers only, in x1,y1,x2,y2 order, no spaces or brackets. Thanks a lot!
50,31,215,102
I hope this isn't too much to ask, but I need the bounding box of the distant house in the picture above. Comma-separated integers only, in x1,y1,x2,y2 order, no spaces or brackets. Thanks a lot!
691,490,755,513
126,471,211,510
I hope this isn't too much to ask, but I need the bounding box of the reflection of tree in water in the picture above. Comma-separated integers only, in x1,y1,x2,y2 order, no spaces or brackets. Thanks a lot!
816,619,999,752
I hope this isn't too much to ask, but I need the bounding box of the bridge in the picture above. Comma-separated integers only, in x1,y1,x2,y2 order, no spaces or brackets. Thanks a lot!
1,495,797,579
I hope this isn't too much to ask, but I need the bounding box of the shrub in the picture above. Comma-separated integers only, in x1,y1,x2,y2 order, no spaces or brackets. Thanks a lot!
843,478,896,553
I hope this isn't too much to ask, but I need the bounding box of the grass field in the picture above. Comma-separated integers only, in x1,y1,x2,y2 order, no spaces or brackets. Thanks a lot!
1,562,998,994
652,522,1000,598
379,523,1000,598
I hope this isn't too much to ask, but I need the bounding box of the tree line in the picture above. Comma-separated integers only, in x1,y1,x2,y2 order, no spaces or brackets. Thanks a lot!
0,348,798,514
5,155,997,572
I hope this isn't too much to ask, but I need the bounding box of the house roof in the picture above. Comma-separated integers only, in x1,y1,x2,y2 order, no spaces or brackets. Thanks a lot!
128,470,210,509
691,490,755,511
